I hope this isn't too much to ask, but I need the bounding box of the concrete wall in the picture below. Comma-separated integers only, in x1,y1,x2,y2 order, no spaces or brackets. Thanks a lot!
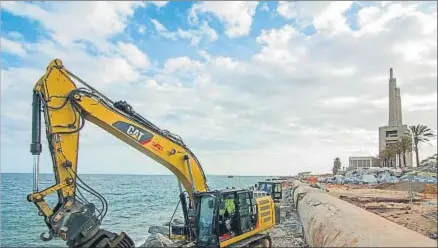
291,181,436,247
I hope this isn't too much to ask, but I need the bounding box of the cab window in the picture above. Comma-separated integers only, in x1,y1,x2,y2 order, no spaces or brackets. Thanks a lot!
238,192,256,234
197,195,217,246
218,193,238,241
274,183,282,199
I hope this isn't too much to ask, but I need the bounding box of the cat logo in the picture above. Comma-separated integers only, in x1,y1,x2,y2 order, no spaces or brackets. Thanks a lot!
127,126,145,142
112,121,153,145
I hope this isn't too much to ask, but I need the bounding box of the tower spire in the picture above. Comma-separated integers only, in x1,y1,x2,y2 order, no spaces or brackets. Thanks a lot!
388,67,397,126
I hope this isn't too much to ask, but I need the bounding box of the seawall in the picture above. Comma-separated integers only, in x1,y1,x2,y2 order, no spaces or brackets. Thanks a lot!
291,180,437,247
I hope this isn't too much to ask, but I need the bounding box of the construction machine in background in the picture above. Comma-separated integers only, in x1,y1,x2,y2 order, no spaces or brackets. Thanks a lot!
27,59,277,248
255,181,283,225
256,182,282,203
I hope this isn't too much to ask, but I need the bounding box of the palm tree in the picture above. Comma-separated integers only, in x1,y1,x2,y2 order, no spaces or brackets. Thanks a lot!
386,146,397,168
394,142,403,168
380,149,389,167
420,153,438,167
398,136,413,167
332,157,341,175
408,124,436,167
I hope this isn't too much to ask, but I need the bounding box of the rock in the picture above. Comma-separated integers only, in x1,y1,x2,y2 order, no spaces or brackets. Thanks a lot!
173,218,184,225
148,226,170,236
427,232,438,240
140,233,175,247
164,217,184,226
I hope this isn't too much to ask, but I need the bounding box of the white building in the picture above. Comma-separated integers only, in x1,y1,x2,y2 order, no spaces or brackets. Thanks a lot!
348,156,379,170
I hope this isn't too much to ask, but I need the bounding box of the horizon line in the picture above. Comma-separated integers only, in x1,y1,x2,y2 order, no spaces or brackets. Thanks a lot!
0,172,297,177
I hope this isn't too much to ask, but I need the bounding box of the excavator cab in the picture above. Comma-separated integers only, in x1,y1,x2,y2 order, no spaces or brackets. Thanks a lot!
194,189,270,248
256,182,282,203
255,182,282,226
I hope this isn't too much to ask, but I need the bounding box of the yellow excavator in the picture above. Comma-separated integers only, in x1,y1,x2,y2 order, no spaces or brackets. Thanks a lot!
27,59,277,248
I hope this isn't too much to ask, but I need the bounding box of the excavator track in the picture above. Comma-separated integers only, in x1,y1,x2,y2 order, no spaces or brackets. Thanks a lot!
227,234,272,248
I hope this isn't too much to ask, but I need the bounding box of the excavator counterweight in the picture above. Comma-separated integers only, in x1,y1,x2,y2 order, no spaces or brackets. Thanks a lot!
27,59,276,248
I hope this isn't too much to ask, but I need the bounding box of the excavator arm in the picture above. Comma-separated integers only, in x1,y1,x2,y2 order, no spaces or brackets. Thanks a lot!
28,59,209,247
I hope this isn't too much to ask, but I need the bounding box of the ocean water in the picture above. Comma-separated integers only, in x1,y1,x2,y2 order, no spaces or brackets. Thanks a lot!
1,173,267,247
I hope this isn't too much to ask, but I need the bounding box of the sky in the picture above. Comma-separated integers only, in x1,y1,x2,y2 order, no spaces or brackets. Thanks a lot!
1,1,437,176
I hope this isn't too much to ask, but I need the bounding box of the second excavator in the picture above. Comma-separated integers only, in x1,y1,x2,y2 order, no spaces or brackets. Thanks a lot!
27,59,277,248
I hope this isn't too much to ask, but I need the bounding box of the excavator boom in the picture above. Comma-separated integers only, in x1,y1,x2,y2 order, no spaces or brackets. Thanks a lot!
31,59,208,199
29,59,207,246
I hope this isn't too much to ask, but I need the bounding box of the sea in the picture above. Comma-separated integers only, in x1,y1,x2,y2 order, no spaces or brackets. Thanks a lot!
1,173,267,247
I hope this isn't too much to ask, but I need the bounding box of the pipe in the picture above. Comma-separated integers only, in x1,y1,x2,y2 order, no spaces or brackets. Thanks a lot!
184,155,195,195
292,181,436,247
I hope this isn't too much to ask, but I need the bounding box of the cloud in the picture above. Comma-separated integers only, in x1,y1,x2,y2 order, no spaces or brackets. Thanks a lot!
150,1,168,8
189,1,259,37
327,67,357,77
6,31,24,40
177,22,218,46
356,2,419,36
402,92,438,111
1,37,27,56
1,1,437,176
19,39,142,88
138,25,147,34
1,1,145,53
151,19,168,33
393,39,437,66
1,67,43,91
320,96,361,108
164,56,203,73
260,3,270,12
117,42,150,69
277,1,354,34
151,19,218,46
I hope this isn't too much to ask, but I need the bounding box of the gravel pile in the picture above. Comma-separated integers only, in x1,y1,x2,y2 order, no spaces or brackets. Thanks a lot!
271,224,307,247
270,187,308,247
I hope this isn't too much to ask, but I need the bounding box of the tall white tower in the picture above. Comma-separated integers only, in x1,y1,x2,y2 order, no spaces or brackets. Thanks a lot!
396,87,403,125
388,68,403,126
379,68,413,167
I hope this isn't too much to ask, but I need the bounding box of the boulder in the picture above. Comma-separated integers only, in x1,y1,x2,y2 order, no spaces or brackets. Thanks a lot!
148,226,170,236
163,218,184,226
140,233,175,247
173,218,184,225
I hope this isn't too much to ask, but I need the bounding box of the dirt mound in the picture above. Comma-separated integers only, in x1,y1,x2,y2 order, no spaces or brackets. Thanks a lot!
374,181,433,193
